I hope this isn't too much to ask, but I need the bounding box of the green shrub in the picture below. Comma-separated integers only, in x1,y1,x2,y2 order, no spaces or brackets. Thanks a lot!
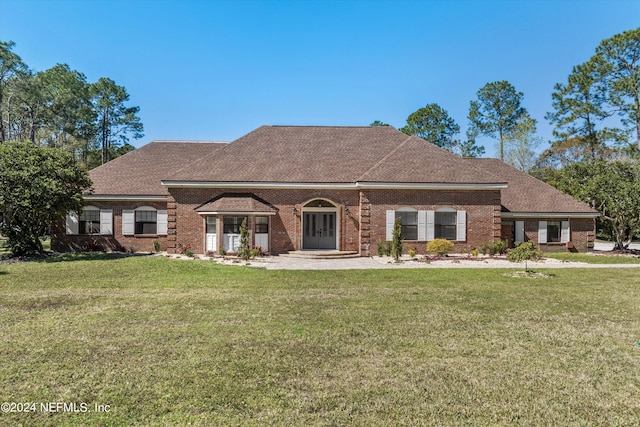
153,239,161,253
470,249,479,257
391,218,403,261
376,241,385,257
408,248,416,259
493,239,508,255
480,240,508,256
427,238,454,256
507,241,542,271
238,219,251,261
249,248,261,259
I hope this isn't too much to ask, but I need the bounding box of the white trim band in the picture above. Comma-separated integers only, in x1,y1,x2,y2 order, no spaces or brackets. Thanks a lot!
84,195,168,202
161,181,507,190
197,211,277,215
502,212,599,219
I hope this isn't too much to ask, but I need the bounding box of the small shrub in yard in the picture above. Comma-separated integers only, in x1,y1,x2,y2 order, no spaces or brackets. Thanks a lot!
153,239,160,253
391,218,403,261
249,248,261,259
427,238,454,256
238,219,251,261
480,239,508,256
408,248,416,259
376,241,385,257
507,241,542,271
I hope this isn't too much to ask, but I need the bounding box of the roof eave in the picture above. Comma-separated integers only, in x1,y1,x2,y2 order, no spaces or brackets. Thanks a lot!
502,212,600,218
197,211,277,215
84,194,168,201
161,181,508,190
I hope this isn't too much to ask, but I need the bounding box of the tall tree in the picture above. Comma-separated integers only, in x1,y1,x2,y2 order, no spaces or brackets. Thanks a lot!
90,77,144,165
370,120,390,126
504,111,542,172
546,59,621,161
400,103,460,152
0,41,28,142
553,160,640,249
457,128,486,158
592,28,640,150
468,80,525,161
0,141,91,255
36,64,95,155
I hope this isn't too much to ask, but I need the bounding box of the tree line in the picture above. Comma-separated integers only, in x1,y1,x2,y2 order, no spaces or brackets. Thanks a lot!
376,28,639,249
0,41,143,169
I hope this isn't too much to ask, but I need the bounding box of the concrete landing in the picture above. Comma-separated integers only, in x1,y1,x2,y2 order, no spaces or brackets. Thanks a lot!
280,250,360,259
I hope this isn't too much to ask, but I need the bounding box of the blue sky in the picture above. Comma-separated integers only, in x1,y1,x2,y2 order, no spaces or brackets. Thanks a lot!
1,0,638,157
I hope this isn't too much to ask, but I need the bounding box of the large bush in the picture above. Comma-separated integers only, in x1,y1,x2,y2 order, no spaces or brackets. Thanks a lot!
0,142,91,255
427,238,454,256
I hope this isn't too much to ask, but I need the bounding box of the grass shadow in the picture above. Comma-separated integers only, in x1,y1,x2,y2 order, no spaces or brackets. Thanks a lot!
1,252,154,264
40,252,153,263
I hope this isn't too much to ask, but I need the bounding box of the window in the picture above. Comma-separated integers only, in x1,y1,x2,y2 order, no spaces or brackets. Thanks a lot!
397,210,418,240
206,217,217,234
79,208,100,234
255,216,269,234
547,221,561,243
135,210,157,234
67,207,112,235
223,216,247,234
435,211,457,240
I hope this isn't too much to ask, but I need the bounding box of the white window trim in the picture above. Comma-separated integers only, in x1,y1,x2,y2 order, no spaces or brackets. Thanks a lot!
430,208,466,242
515,220,525,243
67,206,112,235
123,206,167,236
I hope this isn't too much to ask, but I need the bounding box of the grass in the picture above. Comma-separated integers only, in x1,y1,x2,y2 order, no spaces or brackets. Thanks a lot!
544,251,640,264
0,254,639,426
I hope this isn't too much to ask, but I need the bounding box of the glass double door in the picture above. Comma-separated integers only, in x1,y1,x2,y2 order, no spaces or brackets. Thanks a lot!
303,212,336,249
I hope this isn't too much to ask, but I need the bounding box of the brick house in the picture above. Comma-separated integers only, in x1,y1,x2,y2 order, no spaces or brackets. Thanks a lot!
52,126,598,255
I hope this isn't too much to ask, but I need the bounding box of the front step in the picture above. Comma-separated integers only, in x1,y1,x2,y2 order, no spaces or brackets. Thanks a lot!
280,250,360,259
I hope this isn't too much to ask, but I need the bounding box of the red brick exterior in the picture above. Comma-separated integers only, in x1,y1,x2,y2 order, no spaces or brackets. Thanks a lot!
167,188,361,254
362,189,502,256
502,217,595,253
165,187,503,256
52,201,168,253
52,190,596,255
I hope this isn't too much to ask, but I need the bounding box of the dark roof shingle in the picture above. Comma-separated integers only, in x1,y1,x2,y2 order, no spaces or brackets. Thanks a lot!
167,126,504,184
89,141,227,196
469,158,597,214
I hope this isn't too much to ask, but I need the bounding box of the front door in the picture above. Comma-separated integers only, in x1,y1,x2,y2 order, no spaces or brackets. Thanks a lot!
303,212,336,249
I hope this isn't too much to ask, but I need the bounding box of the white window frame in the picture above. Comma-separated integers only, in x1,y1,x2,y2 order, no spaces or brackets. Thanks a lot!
122,206,167,236
387,208,466,242
539,220,570,244
66,207,112,235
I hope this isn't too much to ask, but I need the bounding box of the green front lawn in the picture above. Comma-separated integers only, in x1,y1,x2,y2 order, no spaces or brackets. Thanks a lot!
545,251,640,264
0,255,639,426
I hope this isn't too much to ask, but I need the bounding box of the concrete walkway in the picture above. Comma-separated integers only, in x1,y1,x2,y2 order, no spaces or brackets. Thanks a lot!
221,254,640,270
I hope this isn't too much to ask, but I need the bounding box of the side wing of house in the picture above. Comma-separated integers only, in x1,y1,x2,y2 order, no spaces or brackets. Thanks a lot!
473,159,599,252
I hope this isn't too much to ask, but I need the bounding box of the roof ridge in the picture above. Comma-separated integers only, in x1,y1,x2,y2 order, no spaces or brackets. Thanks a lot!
357,134,414,181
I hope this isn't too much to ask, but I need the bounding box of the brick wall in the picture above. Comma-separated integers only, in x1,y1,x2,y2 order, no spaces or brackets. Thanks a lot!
363,189,502,255
52,201,168,253
53,189,595,256
520,217,595,253
167,188,361,254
